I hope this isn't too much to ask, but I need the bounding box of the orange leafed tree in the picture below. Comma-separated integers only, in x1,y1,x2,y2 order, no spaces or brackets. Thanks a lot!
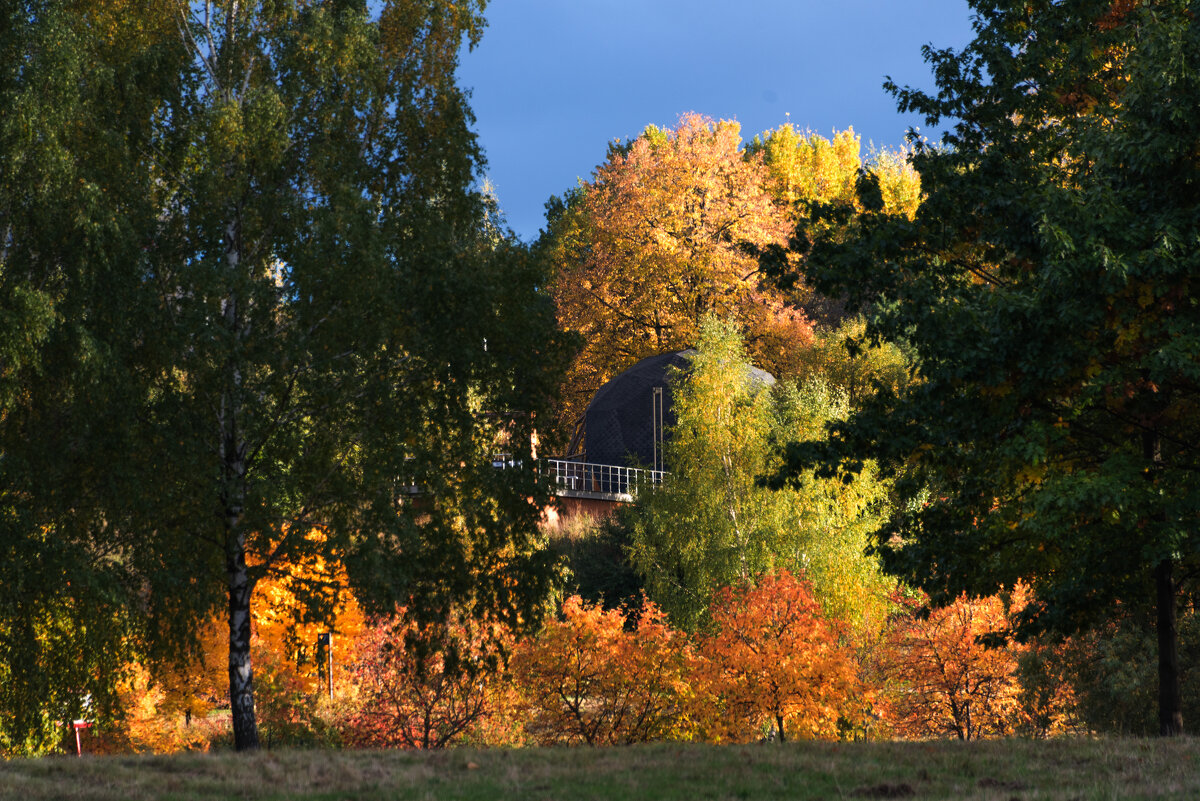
512,595,692,745
876,589,1029,740
101,543,368,752
248,560,366,746
545,113,811,437
697,571,861,743
89,648,227,755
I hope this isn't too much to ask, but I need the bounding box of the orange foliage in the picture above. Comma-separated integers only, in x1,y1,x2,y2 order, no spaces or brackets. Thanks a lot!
253,560,367,697
548,113,812,435
512,596,692,745
1096,0,1142,31
97,540,368,752
696,571,862,742
345,609,519,749
875,589,1030,740
242,550,367,746
86,660,227,754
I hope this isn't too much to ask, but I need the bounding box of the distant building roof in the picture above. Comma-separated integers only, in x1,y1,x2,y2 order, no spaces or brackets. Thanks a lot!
578,349,774,470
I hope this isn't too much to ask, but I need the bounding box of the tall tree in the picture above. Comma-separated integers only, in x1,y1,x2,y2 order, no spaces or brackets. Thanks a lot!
0,0,565,752
774,0,1200,735
0,0,168,754
541,114,811,439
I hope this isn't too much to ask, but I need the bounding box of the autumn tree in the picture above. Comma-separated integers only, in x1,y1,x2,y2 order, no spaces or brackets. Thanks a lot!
696,571,861,743
748,126,862,211
87,539,367,752
542,113,811,437
877,591,1026,740
512,596,692,746
0,0,566,753
770,0,1200,735
247,547,367,747
747,124,921,222
872,585,1078,741
626,317,892,632
785,317,912,411
746,126,920,326
346,609,516,750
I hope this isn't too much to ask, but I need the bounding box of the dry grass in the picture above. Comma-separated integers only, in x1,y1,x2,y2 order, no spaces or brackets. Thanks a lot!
2,737,1198,800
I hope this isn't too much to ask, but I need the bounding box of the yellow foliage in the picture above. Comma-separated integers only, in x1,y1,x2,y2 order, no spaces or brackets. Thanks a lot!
750,125,921,219
752,125,862,208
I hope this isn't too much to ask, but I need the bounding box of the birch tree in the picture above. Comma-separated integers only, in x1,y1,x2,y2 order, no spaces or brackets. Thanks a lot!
626,317,891,632
0,0,564,753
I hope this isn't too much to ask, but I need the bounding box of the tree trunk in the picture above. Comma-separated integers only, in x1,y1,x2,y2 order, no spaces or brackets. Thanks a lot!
1155,557,1184,736
776,713,786,743
223,395,259,751
221,210,258,751
227,543,260,751
1144,428,1183,736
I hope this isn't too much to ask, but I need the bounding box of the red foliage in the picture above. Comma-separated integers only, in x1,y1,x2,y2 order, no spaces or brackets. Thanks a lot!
345,609,515,749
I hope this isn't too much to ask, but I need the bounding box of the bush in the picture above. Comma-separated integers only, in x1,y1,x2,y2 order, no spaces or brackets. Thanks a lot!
513,595,692,745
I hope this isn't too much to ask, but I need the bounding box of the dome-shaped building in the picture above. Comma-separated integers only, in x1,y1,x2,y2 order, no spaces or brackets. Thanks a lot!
554,350,775,500
569,350,690,472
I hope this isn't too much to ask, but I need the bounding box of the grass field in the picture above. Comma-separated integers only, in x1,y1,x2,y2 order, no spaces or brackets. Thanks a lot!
2,738,1197,800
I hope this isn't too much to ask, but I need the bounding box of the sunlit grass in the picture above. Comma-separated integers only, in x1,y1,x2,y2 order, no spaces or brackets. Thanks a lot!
2,737,1198,800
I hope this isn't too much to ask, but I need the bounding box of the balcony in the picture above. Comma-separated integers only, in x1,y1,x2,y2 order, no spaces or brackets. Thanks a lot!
544,458,665,501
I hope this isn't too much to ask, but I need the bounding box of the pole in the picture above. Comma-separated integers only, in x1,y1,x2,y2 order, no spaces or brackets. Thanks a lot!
317,632,333,701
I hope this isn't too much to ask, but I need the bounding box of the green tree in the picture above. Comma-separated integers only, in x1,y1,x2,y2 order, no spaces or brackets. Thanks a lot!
626,317,891,632
774,0,1200,735
0,0,164,754
0,0,565,753
1059,609,1200,736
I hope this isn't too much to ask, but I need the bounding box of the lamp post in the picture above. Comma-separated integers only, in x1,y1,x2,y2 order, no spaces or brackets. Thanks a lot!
317,632,333,701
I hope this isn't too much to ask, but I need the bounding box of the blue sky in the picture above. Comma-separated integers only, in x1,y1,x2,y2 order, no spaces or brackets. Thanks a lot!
457,1,977,241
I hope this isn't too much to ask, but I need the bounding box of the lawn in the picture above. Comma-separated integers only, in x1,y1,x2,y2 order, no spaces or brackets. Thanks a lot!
2,738,1198,800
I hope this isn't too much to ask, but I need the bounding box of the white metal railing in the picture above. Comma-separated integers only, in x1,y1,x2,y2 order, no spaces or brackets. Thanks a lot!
544,458,666,497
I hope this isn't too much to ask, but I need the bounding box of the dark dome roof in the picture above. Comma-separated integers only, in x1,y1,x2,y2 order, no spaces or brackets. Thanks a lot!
582,350,775,470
